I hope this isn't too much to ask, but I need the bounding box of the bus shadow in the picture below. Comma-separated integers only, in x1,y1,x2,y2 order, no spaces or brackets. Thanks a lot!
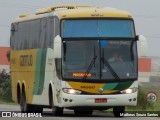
42,111,113,117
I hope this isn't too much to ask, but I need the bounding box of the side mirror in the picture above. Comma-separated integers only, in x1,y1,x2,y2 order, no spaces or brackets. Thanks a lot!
54,35,62,58
137,35,148,57
136,35,145,41
11,23,16,32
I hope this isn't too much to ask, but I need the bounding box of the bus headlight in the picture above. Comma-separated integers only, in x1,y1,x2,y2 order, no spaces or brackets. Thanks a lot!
120,87,138,94
62,88,82,94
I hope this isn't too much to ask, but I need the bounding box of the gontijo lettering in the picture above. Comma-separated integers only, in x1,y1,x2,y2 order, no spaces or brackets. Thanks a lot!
20,55,33,66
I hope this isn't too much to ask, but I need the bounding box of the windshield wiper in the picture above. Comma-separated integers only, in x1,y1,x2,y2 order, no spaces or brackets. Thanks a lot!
83,46,97,80
101,58,120,81
101,49,120,82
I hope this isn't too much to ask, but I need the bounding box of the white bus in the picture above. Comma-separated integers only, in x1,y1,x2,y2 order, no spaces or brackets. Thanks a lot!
10,5,142,117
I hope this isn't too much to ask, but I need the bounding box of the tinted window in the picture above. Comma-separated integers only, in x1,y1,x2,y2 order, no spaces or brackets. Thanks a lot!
62,19,135,38
10,16,57,50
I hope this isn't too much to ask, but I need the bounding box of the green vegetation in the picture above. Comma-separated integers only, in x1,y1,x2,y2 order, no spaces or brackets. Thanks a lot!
127,85,154,111
126,83,160,118
142,76,160,111
0,70,14,103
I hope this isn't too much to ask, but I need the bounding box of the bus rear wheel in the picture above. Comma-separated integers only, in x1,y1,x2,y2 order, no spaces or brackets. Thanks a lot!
113,106,125,117
20,92,43,113
20,91,31,113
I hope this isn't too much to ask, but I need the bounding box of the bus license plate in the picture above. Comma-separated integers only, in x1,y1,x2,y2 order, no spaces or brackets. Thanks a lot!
95,98,107,103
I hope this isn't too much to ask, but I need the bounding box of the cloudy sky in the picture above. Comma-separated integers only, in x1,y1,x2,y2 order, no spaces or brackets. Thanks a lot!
0,0,160,56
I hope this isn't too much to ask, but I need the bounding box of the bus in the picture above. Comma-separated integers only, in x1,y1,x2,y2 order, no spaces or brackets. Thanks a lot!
10,5,141,117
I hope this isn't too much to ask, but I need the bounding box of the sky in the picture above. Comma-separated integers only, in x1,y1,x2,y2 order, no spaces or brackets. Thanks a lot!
0,0,160,57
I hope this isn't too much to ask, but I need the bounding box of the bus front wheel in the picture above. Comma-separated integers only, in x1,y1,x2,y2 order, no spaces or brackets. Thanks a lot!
113,106,125,117
52,106,63,116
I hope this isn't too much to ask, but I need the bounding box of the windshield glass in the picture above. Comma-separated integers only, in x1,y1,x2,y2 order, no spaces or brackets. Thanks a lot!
62,40,100,80
62,19,135,37
61,19,137,81
100,40,137,80
62,39,138,81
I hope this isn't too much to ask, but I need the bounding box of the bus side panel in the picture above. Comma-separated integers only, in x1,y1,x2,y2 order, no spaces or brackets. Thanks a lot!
10,49,38,104
11,71,17,103
32,48,55,106
30,48,55,105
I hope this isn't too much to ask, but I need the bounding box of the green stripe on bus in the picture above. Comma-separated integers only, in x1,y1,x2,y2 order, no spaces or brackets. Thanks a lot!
33,49,41,95
33,49,47,95
114,81,134,90
102,81,134,91
102,83,118,90
38,48,47,95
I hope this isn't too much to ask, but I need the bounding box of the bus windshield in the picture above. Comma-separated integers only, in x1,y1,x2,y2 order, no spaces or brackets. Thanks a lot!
61,19,137,81
62,39,138,81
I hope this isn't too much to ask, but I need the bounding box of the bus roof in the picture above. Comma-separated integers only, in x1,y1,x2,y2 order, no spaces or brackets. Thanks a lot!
14,5,133,23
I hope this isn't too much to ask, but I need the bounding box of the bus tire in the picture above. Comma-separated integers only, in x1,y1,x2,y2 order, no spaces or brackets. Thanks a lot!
49,85,53,107
52,106,63,116
20,91,31,113
17,84,21,104
113,106,125,117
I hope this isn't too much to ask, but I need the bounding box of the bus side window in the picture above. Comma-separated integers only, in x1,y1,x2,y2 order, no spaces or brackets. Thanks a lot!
31,20,40,49
53,17,60,49
46,17,54,48
10,23,18,50
40,18,47,48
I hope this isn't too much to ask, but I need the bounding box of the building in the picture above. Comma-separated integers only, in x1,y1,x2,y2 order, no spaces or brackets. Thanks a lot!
150,56,160,75
0,47,10,73
138,57,151,82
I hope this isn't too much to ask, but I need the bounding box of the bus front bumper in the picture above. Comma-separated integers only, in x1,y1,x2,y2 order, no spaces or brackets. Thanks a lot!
61,92,137,107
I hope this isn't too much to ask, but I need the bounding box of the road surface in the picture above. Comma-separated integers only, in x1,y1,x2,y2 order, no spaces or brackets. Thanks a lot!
0,104,159,120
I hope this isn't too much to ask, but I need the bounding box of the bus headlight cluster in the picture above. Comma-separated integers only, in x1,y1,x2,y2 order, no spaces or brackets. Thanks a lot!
62,88,82,94
120,87,138,94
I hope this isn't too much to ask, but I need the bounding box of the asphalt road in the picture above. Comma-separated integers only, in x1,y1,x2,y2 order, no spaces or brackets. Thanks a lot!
0,104,159,120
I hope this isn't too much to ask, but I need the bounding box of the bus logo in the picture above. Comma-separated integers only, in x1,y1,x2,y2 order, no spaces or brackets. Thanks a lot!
99,88,104,93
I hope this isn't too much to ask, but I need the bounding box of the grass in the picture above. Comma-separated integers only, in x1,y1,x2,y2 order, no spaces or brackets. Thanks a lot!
0,98,16,105
98,85,159,113
0,98,3,104
126,85,160,111
143,87,160,111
